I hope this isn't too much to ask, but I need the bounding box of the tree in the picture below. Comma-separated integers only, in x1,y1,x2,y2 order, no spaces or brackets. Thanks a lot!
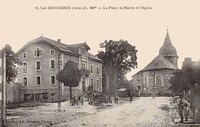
56,60,81,101
1,44,21,83
169,66,197,95
97,40,137,96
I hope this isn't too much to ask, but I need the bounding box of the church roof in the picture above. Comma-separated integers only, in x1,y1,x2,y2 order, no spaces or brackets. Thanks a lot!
159,31,178,57
142,54,177,71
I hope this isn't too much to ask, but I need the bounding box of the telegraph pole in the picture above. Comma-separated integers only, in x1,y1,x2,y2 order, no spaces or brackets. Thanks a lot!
0,49,3,127
2,48,7,126
0,46,7,127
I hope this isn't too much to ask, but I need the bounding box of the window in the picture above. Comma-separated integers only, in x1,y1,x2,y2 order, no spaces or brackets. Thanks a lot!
23,53,27,59
82,78,86,91
90,78,93,85
51,76,55,85
97,66,99,74
43,93,48,99
50,49,55,56
90,66,93,73
82,63,86,69
51,93,55,96
23,63,27,72
50,60,55,69
156,75,162,86
97,79,100,88
34,48,42,57
36,61,41,70
23,77,27,86
36,76,41,85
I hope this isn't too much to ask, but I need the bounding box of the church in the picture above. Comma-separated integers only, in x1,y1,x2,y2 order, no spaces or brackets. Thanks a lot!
131,30,178,96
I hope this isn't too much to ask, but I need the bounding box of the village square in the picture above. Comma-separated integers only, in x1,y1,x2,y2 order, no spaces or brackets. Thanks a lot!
0,30,200,127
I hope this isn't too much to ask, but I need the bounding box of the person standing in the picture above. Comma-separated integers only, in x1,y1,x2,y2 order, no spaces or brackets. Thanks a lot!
178,97,184,123
80,96,84,105
183,99,190,121
130,95,133,103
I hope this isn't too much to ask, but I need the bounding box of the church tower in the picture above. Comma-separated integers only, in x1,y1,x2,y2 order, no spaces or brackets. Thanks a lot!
159,30,179,67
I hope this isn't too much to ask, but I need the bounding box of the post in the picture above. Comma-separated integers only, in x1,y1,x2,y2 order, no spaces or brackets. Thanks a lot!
0,48,7,127
58,82,61,109
57,53,62,111
0,50,3,127
2,48,7,126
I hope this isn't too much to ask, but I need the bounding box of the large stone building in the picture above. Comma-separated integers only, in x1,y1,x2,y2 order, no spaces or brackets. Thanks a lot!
131,31,178,95
16,36,103,102
182,58,200,70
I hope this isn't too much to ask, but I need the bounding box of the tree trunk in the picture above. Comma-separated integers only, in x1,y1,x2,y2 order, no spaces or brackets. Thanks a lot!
110,73,117,96
105,67,118,96
70,86,72,101
105,73,110,96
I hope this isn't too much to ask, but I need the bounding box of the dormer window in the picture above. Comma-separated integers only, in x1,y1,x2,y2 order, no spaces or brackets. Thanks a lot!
34,48,43,57
82,63,86,69
81,47,87,58
50,49,55,56
23,52,27,59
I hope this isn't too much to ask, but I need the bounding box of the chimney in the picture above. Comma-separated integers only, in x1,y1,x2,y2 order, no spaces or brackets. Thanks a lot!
57,39,61,43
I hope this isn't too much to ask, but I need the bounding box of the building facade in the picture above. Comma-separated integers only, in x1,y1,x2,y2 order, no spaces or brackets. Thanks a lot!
16,36,102,102
132,31,178,95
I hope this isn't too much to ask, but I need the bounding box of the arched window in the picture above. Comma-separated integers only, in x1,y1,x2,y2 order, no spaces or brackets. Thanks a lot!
34,48,43,57
156,75,162,86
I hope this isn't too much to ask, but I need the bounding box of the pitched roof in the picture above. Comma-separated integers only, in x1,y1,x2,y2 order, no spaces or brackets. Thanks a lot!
88,53,103,63
142,54,177,71
16,36,90,56
67,42,90,50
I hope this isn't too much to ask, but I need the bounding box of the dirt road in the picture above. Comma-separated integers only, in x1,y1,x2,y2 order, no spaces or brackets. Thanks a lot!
53,97,171,127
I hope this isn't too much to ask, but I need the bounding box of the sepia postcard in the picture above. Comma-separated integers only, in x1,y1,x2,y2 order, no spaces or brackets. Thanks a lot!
1,0,200,127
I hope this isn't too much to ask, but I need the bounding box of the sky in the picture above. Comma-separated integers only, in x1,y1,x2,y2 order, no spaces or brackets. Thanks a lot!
0,0,200,80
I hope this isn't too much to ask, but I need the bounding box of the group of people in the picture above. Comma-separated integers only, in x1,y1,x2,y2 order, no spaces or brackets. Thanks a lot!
178,96,191,123
71,95,84,106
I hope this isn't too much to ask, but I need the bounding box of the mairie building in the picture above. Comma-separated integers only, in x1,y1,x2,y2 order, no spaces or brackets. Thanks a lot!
16,36,103,103
131,31,178,96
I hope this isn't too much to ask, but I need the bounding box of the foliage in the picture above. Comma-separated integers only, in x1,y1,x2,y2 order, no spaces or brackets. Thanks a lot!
2,44,21,83
97,40,137,95
56,60,81,99
169,65,199,95
98,40,137,73
56,60,81,87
